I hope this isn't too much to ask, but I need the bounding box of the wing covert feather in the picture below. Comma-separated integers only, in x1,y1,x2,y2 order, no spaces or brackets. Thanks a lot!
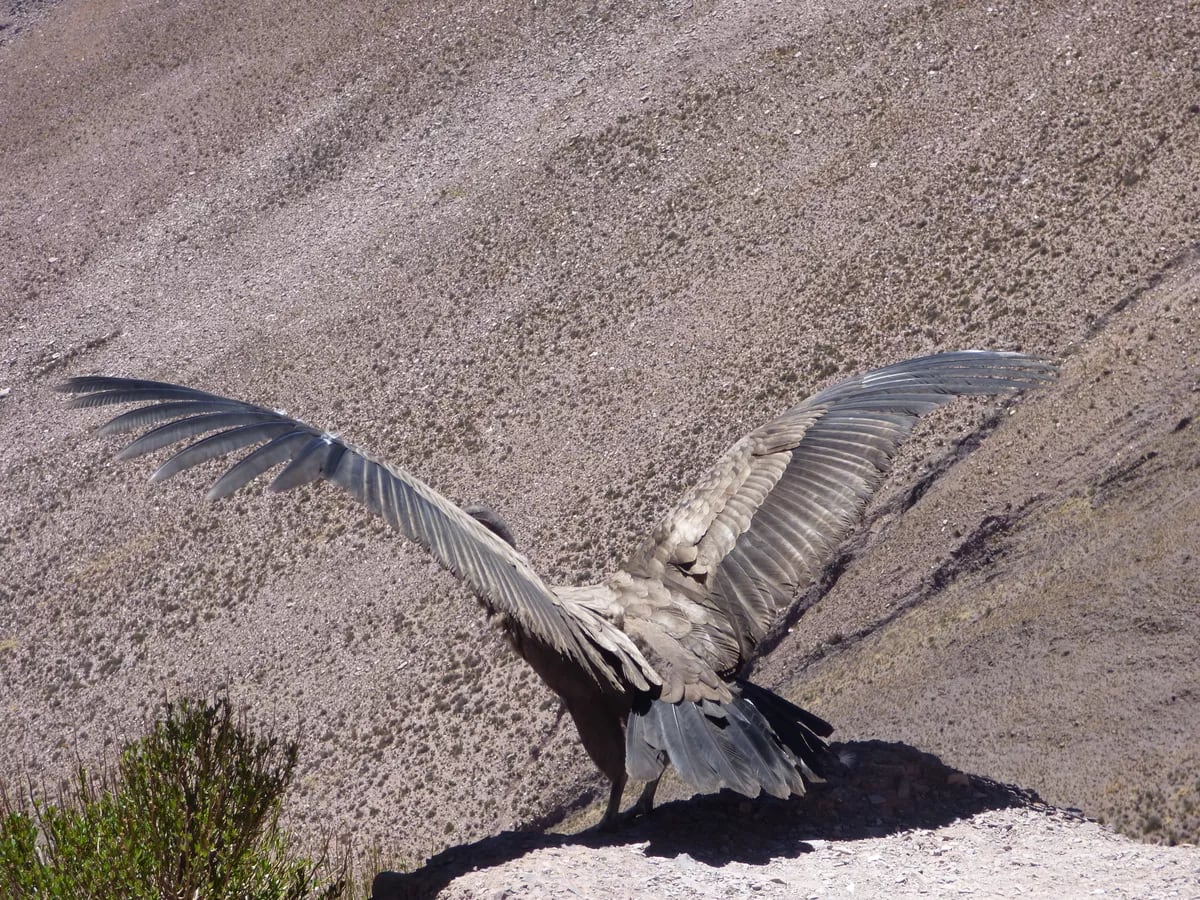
616,351,1056,677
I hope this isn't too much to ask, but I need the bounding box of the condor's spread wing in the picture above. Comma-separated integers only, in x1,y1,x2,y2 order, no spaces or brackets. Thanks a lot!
58,376,657,695
616,351,1056,682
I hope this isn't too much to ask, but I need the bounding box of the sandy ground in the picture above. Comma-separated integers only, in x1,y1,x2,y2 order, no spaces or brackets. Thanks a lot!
2,0,1199,893
375,740,1200,898
384,808,1200,899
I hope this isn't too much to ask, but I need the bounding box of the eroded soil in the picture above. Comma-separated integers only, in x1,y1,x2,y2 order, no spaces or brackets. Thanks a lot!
1,0,1198,891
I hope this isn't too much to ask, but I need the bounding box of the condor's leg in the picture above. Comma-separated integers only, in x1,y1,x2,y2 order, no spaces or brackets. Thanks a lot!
565,696,630,830
631,774,662,817
599,771,628,830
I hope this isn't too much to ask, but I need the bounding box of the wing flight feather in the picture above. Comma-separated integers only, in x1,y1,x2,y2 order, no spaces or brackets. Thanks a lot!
58,376,657,694
618,351,1056,677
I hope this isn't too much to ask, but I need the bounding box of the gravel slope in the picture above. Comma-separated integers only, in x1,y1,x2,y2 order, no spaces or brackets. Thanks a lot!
1,0,1197,887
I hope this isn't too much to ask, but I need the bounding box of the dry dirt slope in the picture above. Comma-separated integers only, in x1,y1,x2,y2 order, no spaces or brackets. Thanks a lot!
762,250,1200,847
0,0,1198,882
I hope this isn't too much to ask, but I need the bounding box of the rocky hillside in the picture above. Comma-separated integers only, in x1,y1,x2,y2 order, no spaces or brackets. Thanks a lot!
1,0,1197,887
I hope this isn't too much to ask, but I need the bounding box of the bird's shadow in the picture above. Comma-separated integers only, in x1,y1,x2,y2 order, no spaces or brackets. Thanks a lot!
371,739,1051,899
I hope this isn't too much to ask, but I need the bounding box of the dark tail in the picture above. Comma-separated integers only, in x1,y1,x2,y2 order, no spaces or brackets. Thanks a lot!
625,679,832,798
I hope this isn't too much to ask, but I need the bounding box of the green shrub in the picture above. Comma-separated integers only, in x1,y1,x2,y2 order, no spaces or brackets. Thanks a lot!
0,697,345,899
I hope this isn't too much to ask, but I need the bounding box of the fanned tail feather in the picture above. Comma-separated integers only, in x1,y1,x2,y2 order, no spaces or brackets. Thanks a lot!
625,680,831,798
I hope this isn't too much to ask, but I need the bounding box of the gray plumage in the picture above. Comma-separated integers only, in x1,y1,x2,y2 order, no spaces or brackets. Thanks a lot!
58,350,1055,827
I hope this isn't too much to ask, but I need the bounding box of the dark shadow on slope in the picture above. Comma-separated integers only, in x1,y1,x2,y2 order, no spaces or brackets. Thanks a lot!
371,739,1051,899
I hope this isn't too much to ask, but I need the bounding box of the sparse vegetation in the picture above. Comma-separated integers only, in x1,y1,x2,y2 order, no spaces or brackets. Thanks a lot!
1099,762,1200,848
0,697,346,900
